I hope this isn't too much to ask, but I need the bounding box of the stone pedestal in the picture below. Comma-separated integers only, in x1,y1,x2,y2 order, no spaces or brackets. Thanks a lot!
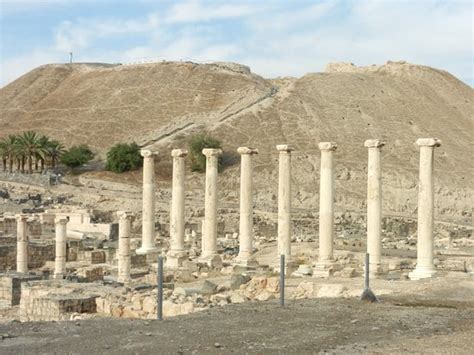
199,148,223,268
166,149,189,269
235,147,259,267
365,139,385,276
54,218,68,279
137,149,158,255
118,211,134,283
16,215,28,273
409,138,441,280
314,142,337,275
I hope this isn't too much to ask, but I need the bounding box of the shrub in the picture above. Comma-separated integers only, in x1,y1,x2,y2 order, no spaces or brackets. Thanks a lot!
188,134,223,172
105,142,142,173
60,144,94,168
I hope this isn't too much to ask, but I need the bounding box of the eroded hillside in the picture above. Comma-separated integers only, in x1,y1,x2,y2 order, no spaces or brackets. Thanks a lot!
1,60,473,222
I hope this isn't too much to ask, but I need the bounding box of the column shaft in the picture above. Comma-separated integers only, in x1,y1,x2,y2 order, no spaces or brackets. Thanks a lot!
236,147,258,264
118,212,133,283
138,149,157,254
318,143,337,264
201,149,222,263
277,145,293,258
410,138,441,280
54,218,68,279
170,150,187,252
16,215,28,273
365,140,384,274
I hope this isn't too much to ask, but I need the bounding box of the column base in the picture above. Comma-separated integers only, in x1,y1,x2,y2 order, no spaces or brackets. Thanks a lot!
367,263,383,278
313,260,336,278
409,266,437,280
198,254,223,268
274,259,298,275
53,273,64,280
165,250,188,269
136,246,159,255
233,256,259,268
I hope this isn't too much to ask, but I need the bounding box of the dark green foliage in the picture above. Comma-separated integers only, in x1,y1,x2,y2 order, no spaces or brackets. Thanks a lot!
60,144,94,168
188,134,223,172
105,142,142,173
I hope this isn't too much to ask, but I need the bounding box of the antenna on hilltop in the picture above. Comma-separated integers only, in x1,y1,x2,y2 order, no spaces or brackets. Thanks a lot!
69,52,73,64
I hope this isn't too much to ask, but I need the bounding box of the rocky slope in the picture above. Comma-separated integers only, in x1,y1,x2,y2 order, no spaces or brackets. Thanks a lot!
1,60,473,222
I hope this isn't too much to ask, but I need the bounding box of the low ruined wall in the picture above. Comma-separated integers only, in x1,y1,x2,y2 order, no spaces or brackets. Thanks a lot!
0,242,55,272
19,281,98,322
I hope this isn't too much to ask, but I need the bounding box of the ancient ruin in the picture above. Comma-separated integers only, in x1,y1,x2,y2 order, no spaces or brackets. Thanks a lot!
0,60,472,354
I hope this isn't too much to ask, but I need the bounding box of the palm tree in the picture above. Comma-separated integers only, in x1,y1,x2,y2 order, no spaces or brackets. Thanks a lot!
45,139,65,170
17,131,41,174
0,135,19,172
0,140,6,172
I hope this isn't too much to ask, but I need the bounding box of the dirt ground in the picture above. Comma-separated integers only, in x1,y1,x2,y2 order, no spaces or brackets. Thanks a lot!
1,294,473,355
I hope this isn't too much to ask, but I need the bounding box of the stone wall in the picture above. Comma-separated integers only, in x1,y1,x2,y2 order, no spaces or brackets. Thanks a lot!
19,281,98,321
0,273,42,306
0,241,55,272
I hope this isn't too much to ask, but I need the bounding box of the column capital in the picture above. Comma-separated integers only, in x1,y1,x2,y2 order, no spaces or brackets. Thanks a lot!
55,217,68,225
416,138,441,147
364,139,385,148
15,214,28,222
171,149,188,158
202,148,223,157
117,211,135,220
318,142,337,151
237,147,258,155
140,149,158,158
276,144,294,153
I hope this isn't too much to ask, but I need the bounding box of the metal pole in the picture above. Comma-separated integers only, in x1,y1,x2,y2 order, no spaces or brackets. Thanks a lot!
280,254,285,307
365,253,370,290
157,256,163,320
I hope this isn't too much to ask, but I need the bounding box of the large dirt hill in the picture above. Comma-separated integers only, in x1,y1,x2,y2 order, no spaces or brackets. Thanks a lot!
1,60,473,222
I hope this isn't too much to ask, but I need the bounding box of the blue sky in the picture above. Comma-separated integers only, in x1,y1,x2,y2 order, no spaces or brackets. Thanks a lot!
0,0,472,87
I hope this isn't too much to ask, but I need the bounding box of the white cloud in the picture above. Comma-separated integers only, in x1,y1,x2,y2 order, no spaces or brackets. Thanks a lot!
1,0,472,86
166,0,259,23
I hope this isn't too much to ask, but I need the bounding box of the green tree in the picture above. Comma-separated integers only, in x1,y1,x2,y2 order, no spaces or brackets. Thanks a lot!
60,144,94,168
188,134,222,172
105,142,142,173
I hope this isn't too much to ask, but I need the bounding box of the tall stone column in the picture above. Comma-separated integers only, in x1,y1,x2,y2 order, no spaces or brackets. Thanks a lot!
199,148,223,267
365,139,385,276
16,214,28,273
277,145,293,260
54,217,68,279
118,211,134,283
409,138,441,280
314,142,337,276
235,147,258,266
137,149,158,255
166,149,188,269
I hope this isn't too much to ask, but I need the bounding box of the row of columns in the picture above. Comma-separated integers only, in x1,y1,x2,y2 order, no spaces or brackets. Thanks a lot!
136,137,441,278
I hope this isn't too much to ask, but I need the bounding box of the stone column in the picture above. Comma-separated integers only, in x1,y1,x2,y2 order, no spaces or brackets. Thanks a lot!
235,147,259,266
277,145,293,260
166,149,188,269
54,217,68,279
315,142,337,276
137,149,158,255
409,138,441,280
199,148,223,267
365,139,385,276
118,211,134,283
16,214,28,273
